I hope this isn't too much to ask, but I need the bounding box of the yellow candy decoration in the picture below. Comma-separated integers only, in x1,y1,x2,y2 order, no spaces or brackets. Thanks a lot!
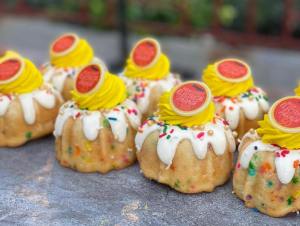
202,58,254,97
71,63,127,110
0,53,43,94
50,33,94,68
257,96,300,150
158,81,215,127
124,38,170,80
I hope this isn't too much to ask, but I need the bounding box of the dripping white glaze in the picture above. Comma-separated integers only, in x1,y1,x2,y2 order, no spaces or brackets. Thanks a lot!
120,73,180,113
19,93,36,125
214,87,269,130
54,99,141,142
82,112,102,141
0,95,13,116
135,117,236,168
0,85,59,125
239,131,300,184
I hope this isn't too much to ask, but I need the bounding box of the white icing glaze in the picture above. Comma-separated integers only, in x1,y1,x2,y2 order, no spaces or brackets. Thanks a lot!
43,66,76,92
215,87,269,130
19,93,36,125
120,73,180,113
42,57,102,93
239,131,300,184
82,112,102,141
33,89,56,109
54,100,141,142
0,95,13,116
238,130,260,151
135,117,236,168
0,85,59,125
123,99,141,129
104,109,128,141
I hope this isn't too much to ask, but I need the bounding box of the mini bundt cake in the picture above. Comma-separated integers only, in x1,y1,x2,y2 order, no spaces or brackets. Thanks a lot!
54,62,141,173
233,96,300,217
0,51,62,147
203,58,270,138
136,81,236,193
120,37,180,120
41,33,104,100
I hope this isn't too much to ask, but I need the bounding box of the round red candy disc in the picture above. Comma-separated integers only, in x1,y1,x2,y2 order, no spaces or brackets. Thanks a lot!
170,81,211,116
216,59,250,82
0,58,22,82
270,97,300,133
75,64,102,94
132,38,160,67
52,34,77,53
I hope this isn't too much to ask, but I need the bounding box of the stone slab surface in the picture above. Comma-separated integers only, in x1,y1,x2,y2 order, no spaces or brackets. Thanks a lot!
0,136,299,226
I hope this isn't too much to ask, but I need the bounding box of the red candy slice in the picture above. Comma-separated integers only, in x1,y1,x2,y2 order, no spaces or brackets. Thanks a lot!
52,34,77,54
170,81,211,116
75,64,103,94
0,58,22,83
216,59,250,82
269,97,300,133
131,38,160,68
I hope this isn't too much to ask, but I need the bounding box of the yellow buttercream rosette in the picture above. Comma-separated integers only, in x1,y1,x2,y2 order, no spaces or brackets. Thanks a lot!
158,81,215,127
124,38,170,80
71,63,127,111
257,96,300,150
0,53,43,94
50,33,94,68
202,58,254,97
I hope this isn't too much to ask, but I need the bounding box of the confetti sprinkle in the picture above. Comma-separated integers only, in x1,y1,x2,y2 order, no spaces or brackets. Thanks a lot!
248,161,256,176
174,179,180,189
159,133,167,138
25,131,32,140
197,132,205,139
67,146,73,155
102,118,110,128
287,196,294,206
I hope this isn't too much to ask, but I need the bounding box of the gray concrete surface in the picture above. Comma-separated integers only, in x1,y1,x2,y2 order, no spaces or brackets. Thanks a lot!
0,16,300,225
0,136,299,226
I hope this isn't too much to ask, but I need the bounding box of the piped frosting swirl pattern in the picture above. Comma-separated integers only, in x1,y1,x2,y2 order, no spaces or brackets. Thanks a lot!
0,55,43,94
50,33,94,68
203,58,254,97
124,38,171,80
71,70,127,111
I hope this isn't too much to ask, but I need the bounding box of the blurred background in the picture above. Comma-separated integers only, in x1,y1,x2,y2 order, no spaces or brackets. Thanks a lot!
0,0,300,101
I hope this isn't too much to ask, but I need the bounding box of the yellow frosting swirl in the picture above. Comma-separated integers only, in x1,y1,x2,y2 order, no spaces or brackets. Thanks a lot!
257,114,300,150
71,71,127,111
124,53,170,80
295,82,300,96
158,91,215,127
202,64,254,97
0,57,43,94
50,38,94,68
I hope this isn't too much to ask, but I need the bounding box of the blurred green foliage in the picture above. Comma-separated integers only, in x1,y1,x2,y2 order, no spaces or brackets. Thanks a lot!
256,0,283,35
3,0,299,37
127,0,179,24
